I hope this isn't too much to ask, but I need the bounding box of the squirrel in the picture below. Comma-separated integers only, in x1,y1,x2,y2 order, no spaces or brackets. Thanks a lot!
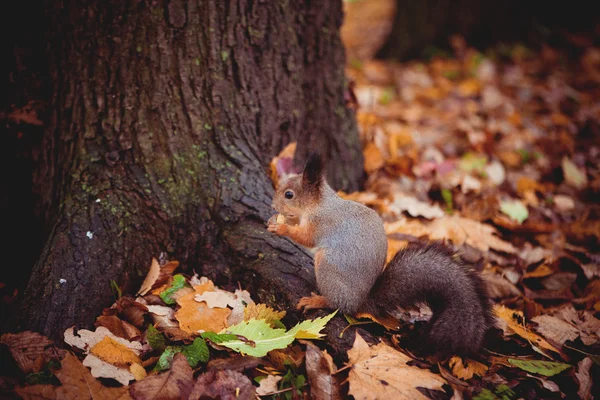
267,152,495,355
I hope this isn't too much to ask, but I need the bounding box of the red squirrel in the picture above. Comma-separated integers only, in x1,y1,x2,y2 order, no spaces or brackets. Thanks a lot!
268,152,494,355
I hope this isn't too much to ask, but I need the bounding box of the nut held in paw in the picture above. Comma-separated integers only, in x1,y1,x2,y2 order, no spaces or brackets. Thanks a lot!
276,214,286,224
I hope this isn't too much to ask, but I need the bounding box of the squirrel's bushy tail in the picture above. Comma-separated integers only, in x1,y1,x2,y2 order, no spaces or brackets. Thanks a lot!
363,242,495,355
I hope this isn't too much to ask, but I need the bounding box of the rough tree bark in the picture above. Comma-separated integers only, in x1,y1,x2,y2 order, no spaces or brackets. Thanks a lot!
18,0,363,341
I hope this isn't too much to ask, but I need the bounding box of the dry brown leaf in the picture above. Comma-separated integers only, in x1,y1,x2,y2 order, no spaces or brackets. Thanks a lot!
130,353,192,400
268,345,305,371
386,239,409,263
244,303,286,325
494,305,560,355
363,142,385,173
90,336,141,366
347,333,446,400
0,331,65,374
481,271,521,299
256,374,283,396
385,216,516,254
95,315,141,340
523,264,554,278
575,357,593,400
532,305,600,346
146,304,179,329
305,342,341,400
206,355,263,372
448,356,488,380
189,369,256,400
387,194,445,219
176,285,231,333
137,258,160,296
82,354,135,386
16,352,132,400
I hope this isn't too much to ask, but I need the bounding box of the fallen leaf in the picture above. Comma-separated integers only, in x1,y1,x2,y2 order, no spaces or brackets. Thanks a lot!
244,303,286,325
0,331,65,374
575,357,593,400
64,327,143,354
82,354,135,386
95,315,141,341
90,336,141,366
562,157,588,189
256,374,283,396
195,290,236,309
130,353,193,400
385,216,517,254
347,333,446,400
363,142,385,173
448,356,488,380
15,352,132,400
206,355,263,372
189,369,256,400
305,342,341,400
507,359,571,377
481,271,521,299
494,305,560,355
553,194,575,211
219,311,336,357
388,194,445,219
499,199,529,224
176,284,231,334
137,258,161,296
129,363,147,381
532,305,600,346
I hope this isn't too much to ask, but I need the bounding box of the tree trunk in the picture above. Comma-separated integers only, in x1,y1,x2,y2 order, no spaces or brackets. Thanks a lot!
17,0,363,342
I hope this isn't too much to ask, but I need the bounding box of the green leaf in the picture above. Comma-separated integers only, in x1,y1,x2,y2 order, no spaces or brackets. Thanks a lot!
378,87,395,105
154,346,183,372
159,274,187,305
201,332,239,344
500,200,529,224
218,311,336,357
287,311,337,339
146,325,166,351
181,338,209,367
459,152,487,173
508,359,571,376
110,280,122,300
218,319,294,357
441,189,453,214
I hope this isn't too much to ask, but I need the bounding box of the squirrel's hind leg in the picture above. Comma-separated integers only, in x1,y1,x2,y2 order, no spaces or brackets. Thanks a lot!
296,293,330,312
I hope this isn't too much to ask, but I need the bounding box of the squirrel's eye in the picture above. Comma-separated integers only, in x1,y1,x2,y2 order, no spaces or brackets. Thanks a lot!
284,190,294,199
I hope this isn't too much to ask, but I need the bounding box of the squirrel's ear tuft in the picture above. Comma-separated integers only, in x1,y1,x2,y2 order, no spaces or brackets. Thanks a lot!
302,151,324,187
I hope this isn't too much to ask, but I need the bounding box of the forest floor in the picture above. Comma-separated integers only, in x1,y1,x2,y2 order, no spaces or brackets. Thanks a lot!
2,10,600,400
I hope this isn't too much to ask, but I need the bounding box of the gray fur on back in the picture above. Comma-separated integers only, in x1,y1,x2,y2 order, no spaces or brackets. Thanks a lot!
310,184,387,313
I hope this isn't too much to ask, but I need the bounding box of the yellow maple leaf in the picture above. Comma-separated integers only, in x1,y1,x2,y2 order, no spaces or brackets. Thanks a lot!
90,336,141,366
244,303,286,325
448,356,488,380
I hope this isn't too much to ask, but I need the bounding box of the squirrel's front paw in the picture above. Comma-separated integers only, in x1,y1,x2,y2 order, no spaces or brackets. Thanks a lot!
296,293,329,312
268,222,286,234
267,215,287,235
